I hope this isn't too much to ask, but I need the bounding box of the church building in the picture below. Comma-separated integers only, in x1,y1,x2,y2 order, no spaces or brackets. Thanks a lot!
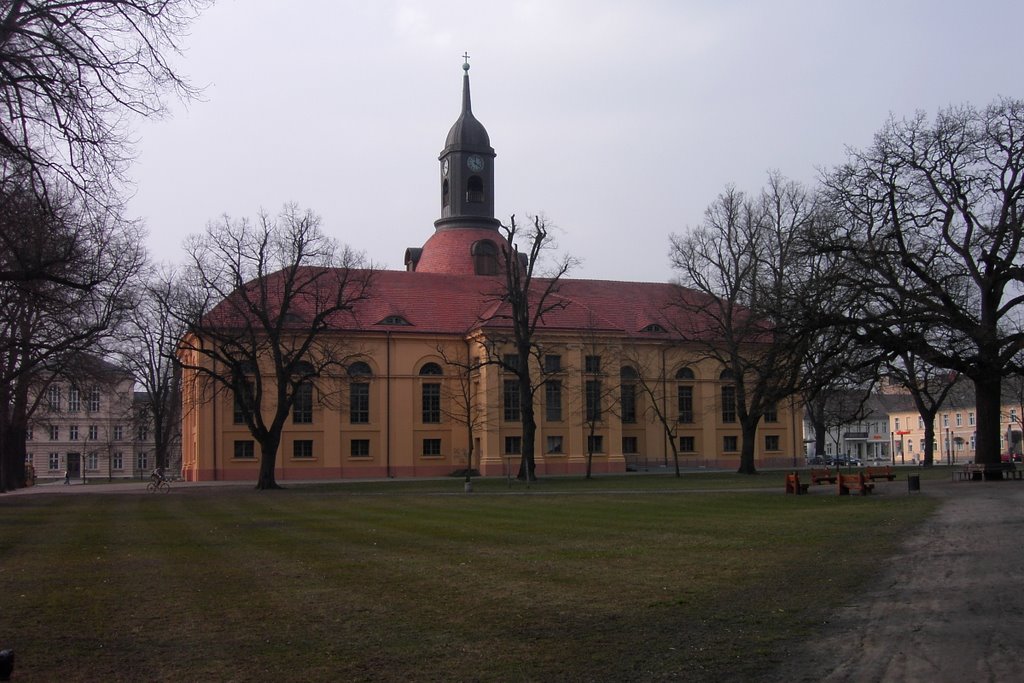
179,62,799,482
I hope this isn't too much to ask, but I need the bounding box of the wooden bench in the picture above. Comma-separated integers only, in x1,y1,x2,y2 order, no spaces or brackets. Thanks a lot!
810,467,836,485
954,462,1023,481
785,472,810,495
837,471,874,496
863,466,896,482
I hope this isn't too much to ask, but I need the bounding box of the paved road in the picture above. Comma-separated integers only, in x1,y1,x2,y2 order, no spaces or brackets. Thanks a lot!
765,478,1024,683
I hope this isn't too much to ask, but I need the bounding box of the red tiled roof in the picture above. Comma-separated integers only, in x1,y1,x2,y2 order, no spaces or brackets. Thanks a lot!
204,267,730,341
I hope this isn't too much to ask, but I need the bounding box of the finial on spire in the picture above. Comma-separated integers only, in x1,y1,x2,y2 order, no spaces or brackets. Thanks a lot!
462,52,470,72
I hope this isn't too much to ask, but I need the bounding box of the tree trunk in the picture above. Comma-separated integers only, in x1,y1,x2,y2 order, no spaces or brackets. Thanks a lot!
737,418,759,474
922,417,935,466
256,437,282,489
974,374,1003,468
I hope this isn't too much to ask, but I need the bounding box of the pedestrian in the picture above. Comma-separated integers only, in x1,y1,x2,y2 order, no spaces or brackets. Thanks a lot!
63,468,70,485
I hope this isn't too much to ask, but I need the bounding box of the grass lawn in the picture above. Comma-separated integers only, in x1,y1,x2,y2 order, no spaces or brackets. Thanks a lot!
0,472,937,681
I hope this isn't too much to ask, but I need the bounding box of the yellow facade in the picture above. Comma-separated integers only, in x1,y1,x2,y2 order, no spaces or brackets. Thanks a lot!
180,331,800,481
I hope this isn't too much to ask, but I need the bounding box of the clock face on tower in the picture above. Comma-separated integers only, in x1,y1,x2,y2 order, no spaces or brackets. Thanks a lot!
441,158,449,176
467,155,484,172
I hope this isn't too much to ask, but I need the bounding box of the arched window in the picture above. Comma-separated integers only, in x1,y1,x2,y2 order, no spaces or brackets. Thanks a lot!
620,366,639,380
471,239,499,276
419,362,443,376
348,362,373,377
719,370,736,423
442,178,450,208
677,367,695,423
420,363,442,423
675,367,695,380
466,175,484,203
348,362,372,424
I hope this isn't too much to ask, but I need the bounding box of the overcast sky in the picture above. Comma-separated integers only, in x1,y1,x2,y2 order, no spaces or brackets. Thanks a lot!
128,0,1023,283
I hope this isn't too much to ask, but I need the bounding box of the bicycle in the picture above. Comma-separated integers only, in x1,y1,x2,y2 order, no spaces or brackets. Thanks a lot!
147,477,171,493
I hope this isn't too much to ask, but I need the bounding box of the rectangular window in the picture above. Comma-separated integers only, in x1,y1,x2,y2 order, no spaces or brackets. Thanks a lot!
764,403,778,423
918,416,924,429
422,383,441,423
49,453,60,470
546,435,564,454
137,452,149,470
112,452,123,470
351,439,370,457
942,414,949,428
503,380,521,422
955,412,962,427
677,386,693,423
587,435,604,453
293,440,313,459
69,425,79,441
233,440,255,459
350,382,370,423
721,386,737,423
620,383,636,423
113,425,123,441
969,412,976,426
88,387,100,412
502,353,519,372
622,436,638,454
68,387,80,412
1012,409,1018,424
765,435,780,451
26,426,32,441
679,436,695,453
422,438,442,456
88,425,98,440
293,382,313,424
544,354,561,373
545,380,562,421
585,379,602,421
723,435,738,452
584,355,601,373
137,426,148,441
86,452,98,470
49,425,59,440
894,417,901,431
47,386,61,411
504,435,522,455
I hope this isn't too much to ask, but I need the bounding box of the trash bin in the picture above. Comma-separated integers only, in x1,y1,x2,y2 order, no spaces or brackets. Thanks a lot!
907,474,921,492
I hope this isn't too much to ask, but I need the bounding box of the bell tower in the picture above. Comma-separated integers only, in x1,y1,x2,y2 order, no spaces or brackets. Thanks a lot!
405,56,507,275
434,54,499,230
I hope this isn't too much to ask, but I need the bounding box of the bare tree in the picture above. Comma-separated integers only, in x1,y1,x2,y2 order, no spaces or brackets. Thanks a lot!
436,342,494,489
669,174,817,474
478,215,577,481
116,270,185,472
820,97,1024,470
620,347,684,477
884,353,960,467
171,205,373,490
0,184,143,491
0,0,210,200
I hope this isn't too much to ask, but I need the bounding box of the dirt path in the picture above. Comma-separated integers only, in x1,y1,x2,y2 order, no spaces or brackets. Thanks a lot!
767,479,1024,683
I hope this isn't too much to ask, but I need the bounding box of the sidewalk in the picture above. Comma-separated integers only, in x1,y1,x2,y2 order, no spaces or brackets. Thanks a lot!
764,478,1024,682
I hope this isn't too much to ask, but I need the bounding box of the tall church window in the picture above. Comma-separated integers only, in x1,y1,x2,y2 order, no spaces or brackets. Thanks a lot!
349,362,372,424
442,178,450,208
420,363,443,424
466,175,484,203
